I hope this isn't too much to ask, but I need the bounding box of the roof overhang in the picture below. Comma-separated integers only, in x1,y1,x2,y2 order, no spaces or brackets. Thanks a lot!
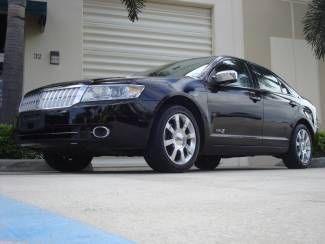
0,0,47,27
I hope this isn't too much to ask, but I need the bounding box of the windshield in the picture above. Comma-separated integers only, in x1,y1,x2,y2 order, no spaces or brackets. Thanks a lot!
135,57,215,78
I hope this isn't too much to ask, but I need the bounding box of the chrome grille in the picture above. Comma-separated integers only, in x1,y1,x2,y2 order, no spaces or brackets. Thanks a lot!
19,92,42,112
19,86,87,112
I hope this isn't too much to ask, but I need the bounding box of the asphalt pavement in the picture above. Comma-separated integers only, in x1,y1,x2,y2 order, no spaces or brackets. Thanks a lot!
0,158,325,244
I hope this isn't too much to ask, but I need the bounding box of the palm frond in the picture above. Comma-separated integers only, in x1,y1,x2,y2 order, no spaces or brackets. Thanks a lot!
121,0,145,22
303,0,325,60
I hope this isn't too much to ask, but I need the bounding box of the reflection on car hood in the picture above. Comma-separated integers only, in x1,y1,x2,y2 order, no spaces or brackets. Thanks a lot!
24,76,185,96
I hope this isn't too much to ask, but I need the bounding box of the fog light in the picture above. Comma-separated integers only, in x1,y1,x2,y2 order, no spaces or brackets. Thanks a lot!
92,126,110,138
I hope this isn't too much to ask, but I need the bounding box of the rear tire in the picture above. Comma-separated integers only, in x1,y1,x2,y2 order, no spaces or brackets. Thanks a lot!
283,124,312,169
195,156,221,170
43,152,92,172
145,105,200,173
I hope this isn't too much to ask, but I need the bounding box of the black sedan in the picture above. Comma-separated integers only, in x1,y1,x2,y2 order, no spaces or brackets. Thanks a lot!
15,56,318,173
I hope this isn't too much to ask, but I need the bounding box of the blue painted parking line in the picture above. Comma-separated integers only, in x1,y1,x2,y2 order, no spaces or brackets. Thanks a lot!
0,195,134,244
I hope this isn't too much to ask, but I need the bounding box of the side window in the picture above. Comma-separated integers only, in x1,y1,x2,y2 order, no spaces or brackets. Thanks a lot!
210,59,252,88
280,83,290,95
253,67,282,93
277,76,292,95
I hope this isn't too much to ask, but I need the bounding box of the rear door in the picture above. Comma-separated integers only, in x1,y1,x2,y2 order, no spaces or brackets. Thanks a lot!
207,58,263,146
251,65,298,148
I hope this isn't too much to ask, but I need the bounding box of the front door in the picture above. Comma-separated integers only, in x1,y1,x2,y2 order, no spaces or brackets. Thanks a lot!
207,58,263,146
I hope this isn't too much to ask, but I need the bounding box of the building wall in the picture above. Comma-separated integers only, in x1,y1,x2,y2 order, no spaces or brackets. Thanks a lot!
24,0,83,93
243,0,292,68
242,0,311,67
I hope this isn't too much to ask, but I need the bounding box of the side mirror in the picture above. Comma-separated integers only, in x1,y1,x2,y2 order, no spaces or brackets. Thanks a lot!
210,70,238,86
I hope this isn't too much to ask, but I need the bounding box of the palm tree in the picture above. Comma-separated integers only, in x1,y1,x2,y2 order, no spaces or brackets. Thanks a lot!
0,0,145,124
304,0,325,60
0,0,26,124
122,0,145,22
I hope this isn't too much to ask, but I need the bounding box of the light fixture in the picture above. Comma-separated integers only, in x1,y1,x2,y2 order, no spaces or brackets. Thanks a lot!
50,51,60,65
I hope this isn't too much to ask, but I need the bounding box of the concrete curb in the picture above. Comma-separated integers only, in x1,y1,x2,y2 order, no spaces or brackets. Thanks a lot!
275,157,325,168
0,159,50,172
0,159,94,172
0,157,146,172
310,157,325,168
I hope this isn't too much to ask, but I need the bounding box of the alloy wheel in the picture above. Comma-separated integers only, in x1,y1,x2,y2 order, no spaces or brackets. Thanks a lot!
163,113,197,165
296,128,312,165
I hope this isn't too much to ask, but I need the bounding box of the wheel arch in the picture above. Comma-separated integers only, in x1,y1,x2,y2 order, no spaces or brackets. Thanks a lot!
148,95,209,152
294,118,315,141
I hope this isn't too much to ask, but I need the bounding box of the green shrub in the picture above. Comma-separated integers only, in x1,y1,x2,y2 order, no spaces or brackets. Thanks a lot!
313,131,325,157
0,124,41,159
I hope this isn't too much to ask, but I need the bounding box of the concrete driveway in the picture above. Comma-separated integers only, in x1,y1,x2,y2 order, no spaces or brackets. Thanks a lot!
0,158,325,243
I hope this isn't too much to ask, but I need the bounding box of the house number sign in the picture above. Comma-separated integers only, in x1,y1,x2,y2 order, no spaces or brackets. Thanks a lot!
33,53,42,60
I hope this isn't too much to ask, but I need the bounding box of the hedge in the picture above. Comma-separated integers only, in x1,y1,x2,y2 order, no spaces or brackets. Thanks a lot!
0,124,41,159
313,131,325,157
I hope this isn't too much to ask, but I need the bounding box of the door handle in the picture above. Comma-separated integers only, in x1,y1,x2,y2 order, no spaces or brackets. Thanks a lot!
249,92,261,102
289,101,298,107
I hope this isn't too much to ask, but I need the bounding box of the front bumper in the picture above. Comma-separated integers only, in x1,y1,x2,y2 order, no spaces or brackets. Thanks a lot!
14,100,157,156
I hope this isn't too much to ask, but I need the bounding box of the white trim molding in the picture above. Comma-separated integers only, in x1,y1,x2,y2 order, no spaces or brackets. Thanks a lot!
213,0,244,58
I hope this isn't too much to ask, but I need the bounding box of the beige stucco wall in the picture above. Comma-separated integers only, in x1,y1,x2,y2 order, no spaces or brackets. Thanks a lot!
23,0,83,94
243,0,290,67
242,0,306,68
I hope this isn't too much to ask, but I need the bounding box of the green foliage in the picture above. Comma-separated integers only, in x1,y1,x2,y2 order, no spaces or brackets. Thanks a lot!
121,0,145,22
0,124,41,159
304,0,325,60
313,131,325,157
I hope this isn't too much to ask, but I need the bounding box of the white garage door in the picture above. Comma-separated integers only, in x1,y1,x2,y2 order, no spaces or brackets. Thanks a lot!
83,0,212,78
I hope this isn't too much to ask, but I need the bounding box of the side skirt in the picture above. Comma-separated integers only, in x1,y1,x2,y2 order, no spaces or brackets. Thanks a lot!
204,145,288,157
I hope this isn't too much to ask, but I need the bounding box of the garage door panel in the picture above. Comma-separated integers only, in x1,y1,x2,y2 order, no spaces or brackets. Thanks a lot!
84,5,211,22
84,0,211,19
84,55,168,69
84,29,211,47
83,0,212,78
84,50,184,62
83,23,210,39
84,45,210,59
84,16,211,34
84,37,212,53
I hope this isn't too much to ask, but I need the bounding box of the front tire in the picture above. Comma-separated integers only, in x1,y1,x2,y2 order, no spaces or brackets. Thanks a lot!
195,156,221,170
145,106,200,173
43,152,93,172
283,124,312,169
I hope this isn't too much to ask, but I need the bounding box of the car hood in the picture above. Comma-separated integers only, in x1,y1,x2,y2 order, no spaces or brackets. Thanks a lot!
25,76,194,95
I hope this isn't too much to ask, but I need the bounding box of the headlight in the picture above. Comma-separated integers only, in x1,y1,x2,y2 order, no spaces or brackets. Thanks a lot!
81,84,145,102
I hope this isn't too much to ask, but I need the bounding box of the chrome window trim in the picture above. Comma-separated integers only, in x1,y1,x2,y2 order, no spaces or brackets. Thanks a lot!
211,134,289,141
